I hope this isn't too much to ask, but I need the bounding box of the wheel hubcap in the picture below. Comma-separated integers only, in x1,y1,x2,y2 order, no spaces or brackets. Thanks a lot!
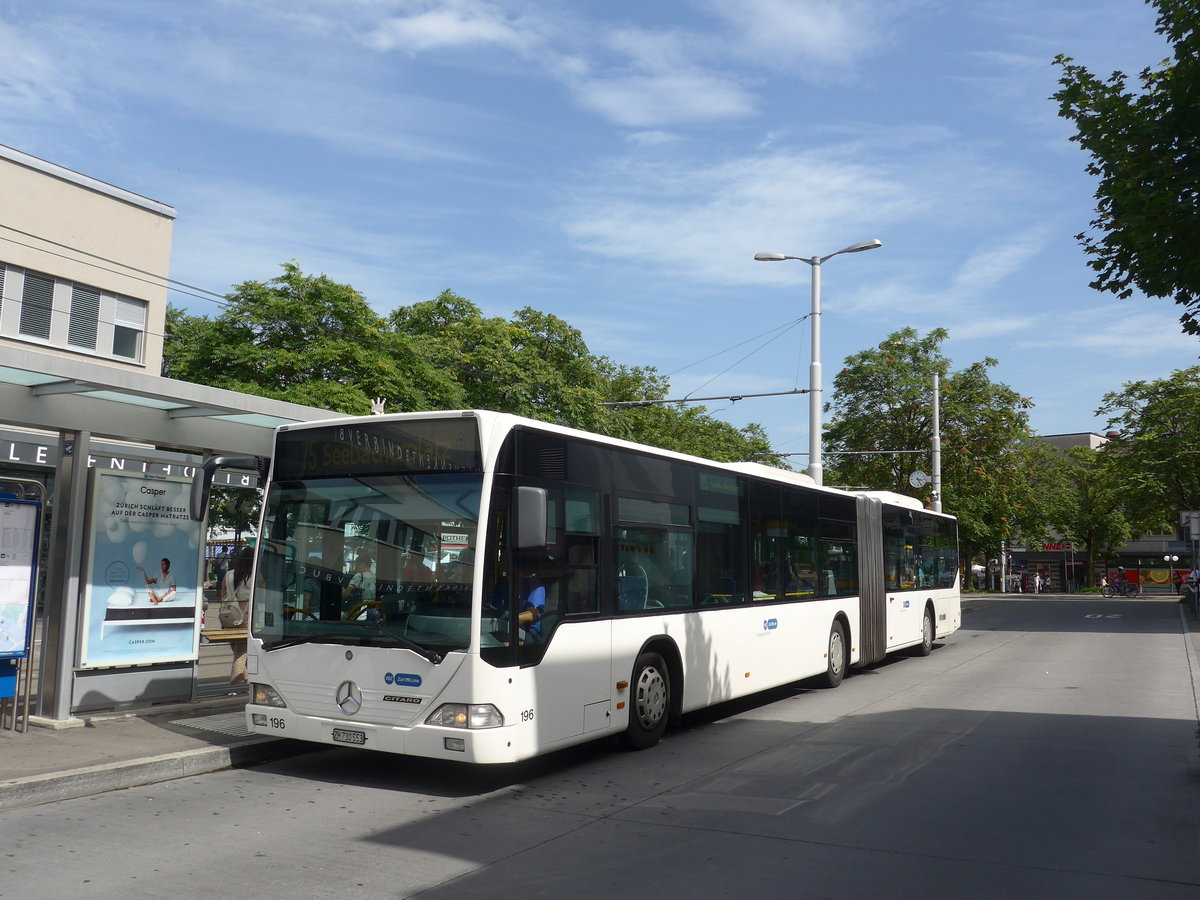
635,665,667,728
829,631,844,674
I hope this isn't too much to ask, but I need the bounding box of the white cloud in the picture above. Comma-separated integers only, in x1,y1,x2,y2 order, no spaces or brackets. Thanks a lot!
562,24,757,127
1018,306,1200,357
707,0,900,71
943,315,1037,342
561,131,1012,288
0,18,117,142
626,130,684,146
574,72,756,128
361,0,534,54
951,228,1052,298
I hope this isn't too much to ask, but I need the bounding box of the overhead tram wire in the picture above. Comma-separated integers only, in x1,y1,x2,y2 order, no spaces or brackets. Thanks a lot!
678,318,807,402
663,316,809,379
600,388,809,408
602,318,812,411
773,449,927,457
0,223,231,308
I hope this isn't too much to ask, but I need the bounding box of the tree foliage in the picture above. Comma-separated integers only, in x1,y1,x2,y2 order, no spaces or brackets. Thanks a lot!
1050,446,1132,579
164,262,461,413
824,328,1056,569
1053,1,1200,331
166,265,780,465
1096,366,1200,532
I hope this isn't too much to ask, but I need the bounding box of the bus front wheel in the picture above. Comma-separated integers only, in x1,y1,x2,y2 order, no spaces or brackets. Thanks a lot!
819,621,846,688
623,652,670,750
917,606,935,656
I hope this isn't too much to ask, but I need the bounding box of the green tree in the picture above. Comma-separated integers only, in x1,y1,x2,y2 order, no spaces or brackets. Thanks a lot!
1051,446,1133,582
168,267,781,466
206,487,260,546
389,291,606,428
1096,366,1200,532
1053,1,1200,331
824,328,1055,574
390,290,783,463
165,262,461,413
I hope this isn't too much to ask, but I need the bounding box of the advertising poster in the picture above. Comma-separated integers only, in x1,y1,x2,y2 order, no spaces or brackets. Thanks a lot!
0,499,40,660
80,470,202,668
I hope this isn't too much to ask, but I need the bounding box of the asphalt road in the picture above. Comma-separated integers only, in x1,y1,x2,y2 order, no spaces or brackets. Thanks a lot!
5,596,1198,899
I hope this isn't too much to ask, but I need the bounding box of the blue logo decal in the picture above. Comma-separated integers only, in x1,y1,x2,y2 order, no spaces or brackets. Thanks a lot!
393,673,422,687
384,673,394,685
763,618,778,631
902,600,911,609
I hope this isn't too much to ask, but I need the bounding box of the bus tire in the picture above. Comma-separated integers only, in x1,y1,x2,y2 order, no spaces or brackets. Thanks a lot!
819,621,846,688
623,652,670,750
917,605,935,656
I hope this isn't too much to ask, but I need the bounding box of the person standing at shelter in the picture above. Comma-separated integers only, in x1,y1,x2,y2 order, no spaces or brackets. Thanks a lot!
220,547,253,685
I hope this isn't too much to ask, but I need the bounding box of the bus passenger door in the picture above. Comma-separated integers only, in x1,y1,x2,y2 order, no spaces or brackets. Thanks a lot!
515,486,612,745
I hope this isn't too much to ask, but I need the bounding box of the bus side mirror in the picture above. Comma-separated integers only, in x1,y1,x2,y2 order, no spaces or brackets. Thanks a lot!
190,455,264,522
514,486,548,550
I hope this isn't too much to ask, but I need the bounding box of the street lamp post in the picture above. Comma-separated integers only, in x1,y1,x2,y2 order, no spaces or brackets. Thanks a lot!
931,370,942,512
1165,553,1179,594
754,239,882,486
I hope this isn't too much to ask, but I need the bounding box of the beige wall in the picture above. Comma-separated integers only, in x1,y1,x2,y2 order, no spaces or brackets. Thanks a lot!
0,146,175,374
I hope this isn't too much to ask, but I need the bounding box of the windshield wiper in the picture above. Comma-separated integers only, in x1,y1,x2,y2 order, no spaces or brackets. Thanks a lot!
266,631,349,652
352,624,444,664
265,627,443,664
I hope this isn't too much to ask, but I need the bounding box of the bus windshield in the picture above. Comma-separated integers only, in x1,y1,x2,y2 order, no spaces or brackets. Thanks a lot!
252,472,483,657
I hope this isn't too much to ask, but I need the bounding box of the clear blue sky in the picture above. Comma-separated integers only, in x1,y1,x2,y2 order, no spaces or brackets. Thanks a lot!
4,0,1196,458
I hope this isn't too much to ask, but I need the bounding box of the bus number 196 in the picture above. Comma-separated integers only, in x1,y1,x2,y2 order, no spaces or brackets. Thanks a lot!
521,709,534,722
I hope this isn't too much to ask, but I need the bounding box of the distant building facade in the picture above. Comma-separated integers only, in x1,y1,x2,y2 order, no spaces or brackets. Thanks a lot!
1007,432,1191,593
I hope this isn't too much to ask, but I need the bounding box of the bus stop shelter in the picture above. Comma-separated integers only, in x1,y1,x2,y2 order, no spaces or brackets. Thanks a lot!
0,345,334,724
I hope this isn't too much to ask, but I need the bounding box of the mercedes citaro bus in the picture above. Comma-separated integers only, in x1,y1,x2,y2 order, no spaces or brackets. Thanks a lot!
191,410,959,763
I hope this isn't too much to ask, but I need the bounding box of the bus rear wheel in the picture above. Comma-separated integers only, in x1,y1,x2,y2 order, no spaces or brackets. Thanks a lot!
623,652,670,750
819,621,846,688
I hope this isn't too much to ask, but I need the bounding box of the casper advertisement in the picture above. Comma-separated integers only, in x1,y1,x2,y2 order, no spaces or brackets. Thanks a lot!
80,471,202,668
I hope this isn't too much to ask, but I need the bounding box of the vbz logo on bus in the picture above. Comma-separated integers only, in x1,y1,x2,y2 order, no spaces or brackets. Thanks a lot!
763,618,778,631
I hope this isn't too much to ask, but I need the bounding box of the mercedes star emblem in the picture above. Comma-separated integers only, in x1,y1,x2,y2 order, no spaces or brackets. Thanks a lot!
335,680,362,715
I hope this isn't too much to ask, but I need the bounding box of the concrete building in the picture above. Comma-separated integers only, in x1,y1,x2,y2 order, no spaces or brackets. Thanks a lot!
1,144,174,375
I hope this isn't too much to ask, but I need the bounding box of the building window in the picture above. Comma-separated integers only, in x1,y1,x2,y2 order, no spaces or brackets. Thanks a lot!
1,259,151,365
68,284,100,349
112,296,146,361
19,269,54,340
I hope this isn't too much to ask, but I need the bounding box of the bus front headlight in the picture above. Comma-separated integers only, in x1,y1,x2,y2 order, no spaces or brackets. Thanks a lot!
425,703,503,729
251,683,287,708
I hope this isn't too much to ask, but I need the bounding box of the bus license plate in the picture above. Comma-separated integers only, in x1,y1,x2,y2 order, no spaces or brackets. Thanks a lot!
332,728,366,745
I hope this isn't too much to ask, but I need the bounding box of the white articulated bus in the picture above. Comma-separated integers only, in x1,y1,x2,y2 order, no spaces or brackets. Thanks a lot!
191,410,960,764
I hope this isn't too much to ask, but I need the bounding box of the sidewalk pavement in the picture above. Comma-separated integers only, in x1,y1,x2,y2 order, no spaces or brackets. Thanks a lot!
0,689,310,812
2,593,1197,813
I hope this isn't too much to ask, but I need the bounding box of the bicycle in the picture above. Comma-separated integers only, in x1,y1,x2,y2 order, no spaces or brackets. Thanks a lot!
1101,581,1138,598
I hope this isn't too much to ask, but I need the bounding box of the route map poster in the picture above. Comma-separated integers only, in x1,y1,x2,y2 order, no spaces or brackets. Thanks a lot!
0,499,39,660
80,470,203,668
